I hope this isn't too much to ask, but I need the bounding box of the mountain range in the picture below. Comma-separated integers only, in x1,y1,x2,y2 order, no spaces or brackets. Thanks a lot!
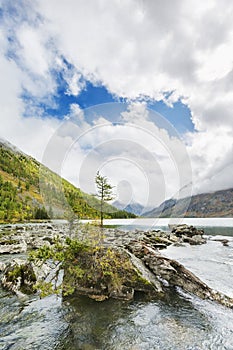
143,188,233,218
112,200,150,216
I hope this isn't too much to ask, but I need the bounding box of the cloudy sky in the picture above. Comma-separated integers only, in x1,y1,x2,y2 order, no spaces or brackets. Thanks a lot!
0,0,233,209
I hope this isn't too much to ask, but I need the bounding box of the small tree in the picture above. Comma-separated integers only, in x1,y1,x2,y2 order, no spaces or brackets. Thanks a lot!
95,171,114,227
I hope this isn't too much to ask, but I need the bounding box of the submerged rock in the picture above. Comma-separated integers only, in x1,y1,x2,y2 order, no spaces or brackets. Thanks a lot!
211,238,229,246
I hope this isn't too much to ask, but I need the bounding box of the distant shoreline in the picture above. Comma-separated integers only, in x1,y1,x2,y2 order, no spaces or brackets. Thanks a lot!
1,217,233,228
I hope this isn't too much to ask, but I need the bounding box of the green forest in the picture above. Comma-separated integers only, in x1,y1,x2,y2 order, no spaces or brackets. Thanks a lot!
0,142,135,222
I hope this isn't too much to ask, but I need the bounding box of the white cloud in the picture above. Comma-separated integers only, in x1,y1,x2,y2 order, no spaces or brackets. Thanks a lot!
0,0,233,207
40,103,191,208
17,25,50,77
64,71,86,97
0,29,59,160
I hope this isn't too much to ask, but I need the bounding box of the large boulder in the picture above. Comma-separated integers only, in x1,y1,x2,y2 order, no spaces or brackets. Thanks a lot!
62,246,158,301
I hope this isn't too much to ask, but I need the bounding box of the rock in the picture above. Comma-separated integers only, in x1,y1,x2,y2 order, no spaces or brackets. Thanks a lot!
15,226,25,231
0,262,6,272
127,241,233,308
172,224,204,237
151,243,168,250
211,238,229,246
127,249,163,293
182,234,207,245
139,231,173,250
0,238,27,254
32,261,54,281
170,225,206,245
109,285,134,300
1,259,37,295
169,234,180,243
42,236,57,245
89,294,108,301
27,238,51,250
4,225,13,229
62,246,158,301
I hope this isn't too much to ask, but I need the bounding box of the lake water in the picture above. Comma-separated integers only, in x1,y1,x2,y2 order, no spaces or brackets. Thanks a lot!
1,219,233,350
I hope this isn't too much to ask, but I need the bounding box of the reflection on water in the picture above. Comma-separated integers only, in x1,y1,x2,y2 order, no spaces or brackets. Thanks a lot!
202,226,233,237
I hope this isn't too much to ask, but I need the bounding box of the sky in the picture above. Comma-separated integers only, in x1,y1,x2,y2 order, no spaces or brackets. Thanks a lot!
0,0,233,210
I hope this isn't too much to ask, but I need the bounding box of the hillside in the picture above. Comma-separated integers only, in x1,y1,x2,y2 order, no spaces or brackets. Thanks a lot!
143,188,233,218
0,139,135,222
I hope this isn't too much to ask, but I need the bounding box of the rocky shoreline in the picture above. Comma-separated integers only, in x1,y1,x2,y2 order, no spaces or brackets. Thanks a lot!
0,223,232,308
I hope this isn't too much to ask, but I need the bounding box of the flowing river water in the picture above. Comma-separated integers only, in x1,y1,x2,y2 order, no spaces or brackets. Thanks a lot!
1,219,233,350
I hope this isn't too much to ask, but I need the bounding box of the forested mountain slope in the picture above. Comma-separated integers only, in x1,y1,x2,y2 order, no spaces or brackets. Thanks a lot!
0,139,134,222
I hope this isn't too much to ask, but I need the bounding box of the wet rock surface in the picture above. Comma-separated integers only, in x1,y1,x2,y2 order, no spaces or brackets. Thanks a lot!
1,259,36,295
127,241,233,308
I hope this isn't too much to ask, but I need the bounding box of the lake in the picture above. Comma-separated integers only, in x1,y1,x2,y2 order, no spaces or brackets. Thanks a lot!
1,218,233,350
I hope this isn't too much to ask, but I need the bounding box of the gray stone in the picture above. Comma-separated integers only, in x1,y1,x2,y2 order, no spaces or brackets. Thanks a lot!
1,259,37,295
0,239,27,254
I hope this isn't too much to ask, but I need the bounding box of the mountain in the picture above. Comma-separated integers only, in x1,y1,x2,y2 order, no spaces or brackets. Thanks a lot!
143,188,233,218
0,139,135,222
113,200,152,216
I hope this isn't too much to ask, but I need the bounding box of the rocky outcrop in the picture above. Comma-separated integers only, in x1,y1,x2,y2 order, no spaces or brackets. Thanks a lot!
62,246,158,302
170,224,206,245
127,241,233,308
0,223,207,255
0,237,27,254
211,238,229,246
1,223,232,308
0,223,66,254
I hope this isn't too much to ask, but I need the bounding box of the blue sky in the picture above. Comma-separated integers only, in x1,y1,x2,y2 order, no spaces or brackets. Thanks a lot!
22,75,194,135
20,54,194,134
1,0,233,200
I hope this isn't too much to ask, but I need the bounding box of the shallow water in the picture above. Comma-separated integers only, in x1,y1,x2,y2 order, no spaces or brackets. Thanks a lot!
1,221,233,350
55,291,233,350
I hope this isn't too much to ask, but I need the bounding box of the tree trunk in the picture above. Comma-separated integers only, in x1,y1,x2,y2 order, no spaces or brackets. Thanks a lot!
100,199,103,227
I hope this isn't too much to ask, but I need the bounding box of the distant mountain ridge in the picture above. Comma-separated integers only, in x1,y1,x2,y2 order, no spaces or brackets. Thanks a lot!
113,200,146,215
143,188,233,218
0,138,135,222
